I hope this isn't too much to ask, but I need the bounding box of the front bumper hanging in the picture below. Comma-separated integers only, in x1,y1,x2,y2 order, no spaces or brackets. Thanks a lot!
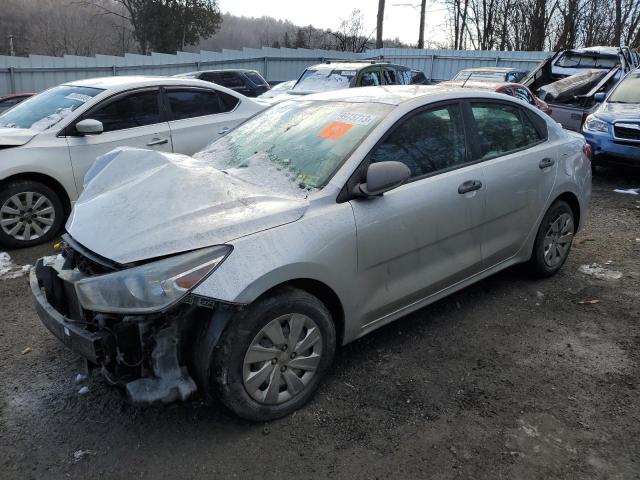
30,256,198,404
30,265,111,364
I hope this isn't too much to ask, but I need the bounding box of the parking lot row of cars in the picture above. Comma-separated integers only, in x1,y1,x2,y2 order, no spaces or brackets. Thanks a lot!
0,46,632,421
0,53,635,248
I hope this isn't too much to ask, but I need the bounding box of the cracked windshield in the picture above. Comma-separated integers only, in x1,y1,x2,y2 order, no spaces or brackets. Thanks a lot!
196,99,392,191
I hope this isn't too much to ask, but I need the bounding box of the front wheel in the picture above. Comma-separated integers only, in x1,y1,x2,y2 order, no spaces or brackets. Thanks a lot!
529,200,575,277
0,180,65,249
207,286,336,421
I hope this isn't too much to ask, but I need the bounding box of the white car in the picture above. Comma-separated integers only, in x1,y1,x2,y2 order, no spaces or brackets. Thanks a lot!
0,76,265,248
258,80,295,99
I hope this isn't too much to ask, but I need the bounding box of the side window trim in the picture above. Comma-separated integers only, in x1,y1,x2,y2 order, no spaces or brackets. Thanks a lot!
464,98,548,162
162,86,240,121
63,87,165,137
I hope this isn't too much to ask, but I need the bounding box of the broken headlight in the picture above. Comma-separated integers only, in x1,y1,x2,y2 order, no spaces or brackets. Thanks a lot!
74,245,232,314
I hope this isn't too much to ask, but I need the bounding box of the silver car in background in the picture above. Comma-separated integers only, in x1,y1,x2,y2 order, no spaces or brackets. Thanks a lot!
31,86,591,421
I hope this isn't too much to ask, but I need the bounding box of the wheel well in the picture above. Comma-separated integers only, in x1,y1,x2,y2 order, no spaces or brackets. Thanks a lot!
554,192,581,230
0,173,72,215
267,279,345,346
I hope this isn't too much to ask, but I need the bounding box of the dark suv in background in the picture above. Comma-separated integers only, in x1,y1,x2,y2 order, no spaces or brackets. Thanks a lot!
174,69,270,97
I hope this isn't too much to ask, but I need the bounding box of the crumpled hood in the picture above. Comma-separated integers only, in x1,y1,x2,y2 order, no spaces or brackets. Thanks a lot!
66,148,309,264
596,102,640,122
0,127,38,146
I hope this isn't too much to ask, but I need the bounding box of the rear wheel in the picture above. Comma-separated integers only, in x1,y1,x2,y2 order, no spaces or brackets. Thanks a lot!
0,180,65,248
206,286,336,421
529,200,575,277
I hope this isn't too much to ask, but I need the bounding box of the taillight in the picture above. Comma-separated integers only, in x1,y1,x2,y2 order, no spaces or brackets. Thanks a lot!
583,143,592,160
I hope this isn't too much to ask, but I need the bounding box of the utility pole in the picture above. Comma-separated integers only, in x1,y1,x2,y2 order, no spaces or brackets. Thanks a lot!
376,0,386,49
418,0,426,49
8,35,15,56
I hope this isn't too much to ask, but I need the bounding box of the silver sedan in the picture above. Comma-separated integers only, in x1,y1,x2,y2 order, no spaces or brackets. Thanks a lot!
31,85,591,421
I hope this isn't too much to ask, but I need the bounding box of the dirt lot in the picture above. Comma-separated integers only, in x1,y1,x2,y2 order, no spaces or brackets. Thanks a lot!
1,169,639,480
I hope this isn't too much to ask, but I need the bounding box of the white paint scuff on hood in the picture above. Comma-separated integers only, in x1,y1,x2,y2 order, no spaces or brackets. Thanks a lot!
0,127,39,146
67,148,309,264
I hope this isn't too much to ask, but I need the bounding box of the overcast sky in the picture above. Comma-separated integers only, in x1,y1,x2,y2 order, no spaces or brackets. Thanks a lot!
218,0,449,46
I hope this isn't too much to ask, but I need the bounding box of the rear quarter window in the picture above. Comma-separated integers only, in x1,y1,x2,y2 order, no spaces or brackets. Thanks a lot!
471,102,545,159
410,71,427,84
244,72,268,86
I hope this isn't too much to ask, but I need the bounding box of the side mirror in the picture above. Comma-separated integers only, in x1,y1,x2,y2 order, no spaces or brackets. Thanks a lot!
593,92,606,103
357,161,411,196
76,119,103,135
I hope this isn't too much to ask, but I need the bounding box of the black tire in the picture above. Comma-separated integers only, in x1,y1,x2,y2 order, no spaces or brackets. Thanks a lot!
0,180,65,249
202,286,336,421
529,200,575,277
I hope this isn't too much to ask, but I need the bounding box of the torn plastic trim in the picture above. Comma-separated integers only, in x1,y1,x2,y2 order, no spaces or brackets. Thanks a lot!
125,322,197,404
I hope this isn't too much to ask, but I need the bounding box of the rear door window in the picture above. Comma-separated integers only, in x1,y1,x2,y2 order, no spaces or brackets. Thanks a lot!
166,89,222,120
359,70,382,87
395,69,408,85
90,90,161,132
244,72,268,86
514,87,537,106
370,103,468,179
383,68,398,85
470,102,543,159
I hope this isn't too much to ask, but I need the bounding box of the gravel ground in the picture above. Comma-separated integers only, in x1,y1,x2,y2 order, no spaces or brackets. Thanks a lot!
1,169,639,480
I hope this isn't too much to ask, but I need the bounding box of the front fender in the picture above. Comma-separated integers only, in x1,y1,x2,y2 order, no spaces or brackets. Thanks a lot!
191,201,358,324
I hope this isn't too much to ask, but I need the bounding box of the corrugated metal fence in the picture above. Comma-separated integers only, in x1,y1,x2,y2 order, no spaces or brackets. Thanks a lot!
0,47,549,96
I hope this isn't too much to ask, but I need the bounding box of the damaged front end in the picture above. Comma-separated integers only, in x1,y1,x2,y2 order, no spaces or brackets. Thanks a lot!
30,235,232,404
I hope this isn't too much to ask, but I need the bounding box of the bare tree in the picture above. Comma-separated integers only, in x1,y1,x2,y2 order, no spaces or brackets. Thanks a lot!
327,9,373,52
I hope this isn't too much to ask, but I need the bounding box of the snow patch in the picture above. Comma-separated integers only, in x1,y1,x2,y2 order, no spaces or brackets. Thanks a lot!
578,263,622,281
613,188,640,195
0,252,30,280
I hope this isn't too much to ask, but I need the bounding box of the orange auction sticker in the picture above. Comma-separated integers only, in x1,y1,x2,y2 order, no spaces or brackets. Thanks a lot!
318,121,353,140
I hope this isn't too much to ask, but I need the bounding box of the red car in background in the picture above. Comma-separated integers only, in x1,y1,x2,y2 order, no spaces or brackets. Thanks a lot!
0,93,35,113
441,80,552,116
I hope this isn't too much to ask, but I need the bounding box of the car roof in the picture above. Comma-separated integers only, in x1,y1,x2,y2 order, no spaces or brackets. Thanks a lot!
458,67,524,73
0,92,35,99
442,80,525,90
305,62,398,71
565,46,621,56
297,84,520,106
179,69,260,75
63,75,218,91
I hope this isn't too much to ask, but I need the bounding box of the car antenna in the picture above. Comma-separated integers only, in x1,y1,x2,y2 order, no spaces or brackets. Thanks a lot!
461,72,473,88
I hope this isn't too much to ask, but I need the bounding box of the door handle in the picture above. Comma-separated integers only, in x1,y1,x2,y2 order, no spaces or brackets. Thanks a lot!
218,126,230,135
146,137,168,146
539,157,555,169
458,180,482,194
